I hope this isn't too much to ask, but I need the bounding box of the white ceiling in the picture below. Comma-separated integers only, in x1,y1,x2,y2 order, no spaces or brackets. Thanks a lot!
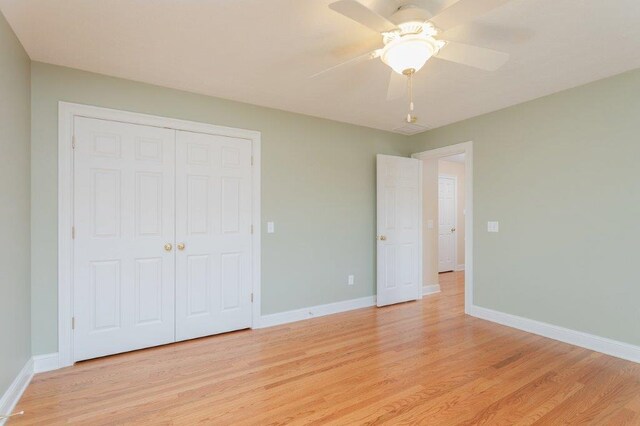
2,0,639,133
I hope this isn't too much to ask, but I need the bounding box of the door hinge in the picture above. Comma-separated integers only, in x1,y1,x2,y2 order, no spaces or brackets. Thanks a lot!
251,156,254,166
72,226,75,239
250,293,254,303
251,225,253,234
72,135,76,149
71,317,75,330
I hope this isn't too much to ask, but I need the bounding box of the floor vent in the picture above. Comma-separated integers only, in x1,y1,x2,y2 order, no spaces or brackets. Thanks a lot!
392,122,430,135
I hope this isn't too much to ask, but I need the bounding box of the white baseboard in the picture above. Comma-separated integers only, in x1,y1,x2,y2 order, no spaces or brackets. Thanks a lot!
33,353,59,374
0,358,33,424
468,305,640,364
455,264,465,271
258,295,376,328
423,284,441,296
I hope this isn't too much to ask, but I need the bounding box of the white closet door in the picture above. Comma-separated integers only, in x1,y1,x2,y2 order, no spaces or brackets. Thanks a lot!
175,131,253,341
73,117,176,361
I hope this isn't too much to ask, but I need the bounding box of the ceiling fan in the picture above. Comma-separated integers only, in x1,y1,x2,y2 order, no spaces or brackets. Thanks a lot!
315,0,512,123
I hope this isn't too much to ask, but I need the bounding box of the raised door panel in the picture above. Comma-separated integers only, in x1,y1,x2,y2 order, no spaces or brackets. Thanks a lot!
221,252,242,311
135,173,163,237
221,178,241,234
73,117,176,361
187,254,210,317
383,245,396,289
134,257,163,325
175,131,252,341
90,260,121,331
92,169,121,238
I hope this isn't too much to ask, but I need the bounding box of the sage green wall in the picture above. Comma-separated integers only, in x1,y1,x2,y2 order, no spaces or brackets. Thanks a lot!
0,12,31,397
30,61,640,356
30,62,411,355
408,69,640,346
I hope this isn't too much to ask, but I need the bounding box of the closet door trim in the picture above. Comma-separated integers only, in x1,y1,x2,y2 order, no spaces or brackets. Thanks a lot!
58,101,261,368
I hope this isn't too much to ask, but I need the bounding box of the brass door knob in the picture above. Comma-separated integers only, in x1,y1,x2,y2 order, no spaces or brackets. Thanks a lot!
378,235,387,241
177,242,186,251
164,243,173,252
451,227,456,232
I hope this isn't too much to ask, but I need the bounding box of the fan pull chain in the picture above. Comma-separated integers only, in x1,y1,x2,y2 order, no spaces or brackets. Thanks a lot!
406,70,415,123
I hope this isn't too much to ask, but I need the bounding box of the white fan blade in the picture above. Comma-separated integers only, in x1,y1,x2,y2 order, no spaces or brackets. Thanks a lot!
309,51,375,79
387,70,407,100
329,0,397,33
429,0,511,31
435,41,508,71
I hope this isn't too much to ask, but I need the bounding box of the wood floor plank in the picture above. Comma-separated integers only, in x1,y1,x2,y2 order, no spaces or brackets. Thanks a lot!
11,272,640,425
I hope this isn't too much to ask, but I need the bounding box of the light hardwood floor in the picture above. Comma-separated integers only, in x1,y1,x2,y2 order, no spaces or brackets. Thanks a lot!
12,272,640,425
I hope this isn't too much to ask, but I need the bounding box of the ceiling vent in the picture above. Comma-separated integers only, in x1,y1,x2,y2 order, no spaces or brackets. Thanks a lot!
392,122,430,136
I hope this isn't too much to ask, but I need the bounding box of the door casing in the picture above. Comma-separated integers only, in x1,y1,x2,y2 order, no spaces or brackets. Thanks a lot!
412,142,473,314
58,102,261,368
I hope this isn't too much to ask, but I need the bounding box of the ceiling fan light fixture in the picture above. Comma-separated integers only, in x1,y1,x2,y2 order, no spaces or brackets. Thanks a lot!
381,34,441,75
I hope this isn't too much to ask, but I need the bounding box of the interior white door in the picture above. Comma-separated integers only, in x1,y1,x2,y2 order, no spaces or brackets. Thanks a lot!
73,117,176,361
175,131,253,341
438,176,456,272
376,155,422,307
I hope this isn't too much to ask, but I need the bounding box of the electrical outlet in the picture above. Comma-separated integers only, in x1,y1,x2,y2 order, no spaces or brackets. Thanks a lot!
348,275,355,286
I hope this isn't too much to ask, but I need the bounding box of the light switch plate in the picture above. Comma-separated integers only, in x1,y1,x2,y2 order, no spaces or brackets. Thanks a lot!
348,275,355,286
487,221,499,232
267,222,275,233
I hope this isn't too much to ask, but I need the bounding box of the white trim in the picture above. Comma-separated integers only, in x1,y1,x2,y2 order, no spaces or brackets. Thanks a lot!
417,159,423,300
33,353,60,374
413,141,473,314
251,134,262,331
258,296,376,328
58,102,262,368
455,264,465,271
0,359,33,424
468,305,640,364
423,284,441,296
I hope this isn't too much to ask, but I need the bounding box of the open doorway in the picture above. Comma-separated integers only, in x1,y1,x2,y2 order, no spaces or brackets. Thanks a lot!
436,155,466,299
412,142,473,312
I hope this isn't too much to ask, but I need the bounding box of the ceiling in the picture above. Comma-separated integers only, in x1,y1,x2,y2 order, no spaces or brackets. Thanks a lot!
2,0,639,134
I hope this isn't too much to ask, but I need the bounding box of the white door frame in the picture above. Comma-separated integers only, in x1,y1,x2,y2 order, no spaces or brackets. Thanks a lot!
58,101,261,368
412,141,473,313
438,174,457,273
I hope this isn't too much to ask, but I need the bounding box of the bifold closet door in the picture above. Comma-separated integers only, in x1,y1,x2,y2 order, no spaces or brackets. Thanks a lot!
175,130,253,341
73,117,176,361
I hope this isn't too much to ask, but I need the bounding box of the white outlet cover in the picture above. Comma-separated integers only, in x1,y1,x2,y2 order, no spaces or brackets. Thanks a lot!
348,275,354,285
267,221,275,233
488,221,499,232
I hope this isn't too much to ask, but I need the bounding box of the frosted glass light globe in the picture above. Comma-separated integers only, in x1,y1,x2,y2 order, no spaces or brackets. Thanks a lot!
381,35,439,74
